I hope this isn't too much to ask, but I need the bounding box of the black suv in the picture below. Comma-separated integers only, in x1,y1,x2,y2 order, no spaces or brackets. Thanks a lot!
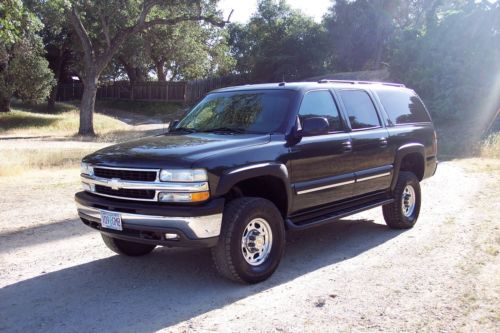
75,80,438,283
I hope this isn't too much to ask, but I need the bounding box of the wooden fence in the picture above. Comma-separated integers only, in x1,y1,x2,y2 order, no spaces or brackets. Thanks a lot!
57,74,251,104
185,74,250,103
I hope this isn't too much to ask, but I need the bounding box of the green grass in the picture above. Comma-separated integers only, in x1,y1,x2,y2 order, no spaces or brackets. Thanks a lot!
0,102,129,137
96,99,185,120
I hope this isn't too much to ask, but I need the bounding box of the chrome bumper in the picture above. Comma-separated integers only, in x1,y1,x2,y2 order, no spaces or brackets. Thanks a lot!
76,202,222,239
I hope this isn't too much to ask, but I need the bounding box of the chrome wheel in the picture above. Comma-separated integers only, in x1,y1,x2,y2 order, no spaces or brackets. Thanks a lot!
241,218,273,266
401,185,416,217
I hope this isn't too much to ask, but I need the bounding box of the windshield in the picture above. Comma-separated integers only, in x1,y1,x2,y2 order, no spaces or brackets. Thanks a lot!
175,90,294,134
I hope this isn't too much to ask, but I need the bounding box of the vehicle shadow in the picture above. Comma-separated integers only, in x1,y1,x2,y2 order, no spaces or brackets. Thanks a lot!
0,218,404,332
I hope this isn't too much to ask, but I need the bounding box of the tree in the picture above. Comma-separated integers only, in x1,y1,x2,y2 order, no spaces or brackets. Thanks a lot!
143,21,234,81
324,0,401,72
229,0,327,82
25,0,74,110
389,1,500,121
64,0,230,136
0,0,54,112
115,34,150,84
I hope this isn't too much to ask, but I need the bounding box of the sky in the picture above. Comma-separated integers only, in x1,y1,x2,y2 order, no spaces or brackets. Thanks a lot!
218,0,499,23
218,0,332,23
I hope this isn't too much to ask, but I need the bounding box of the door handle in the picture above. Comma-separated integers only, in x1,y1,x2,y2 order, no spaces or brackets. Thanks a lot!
379,137,388,147
342,140,353,152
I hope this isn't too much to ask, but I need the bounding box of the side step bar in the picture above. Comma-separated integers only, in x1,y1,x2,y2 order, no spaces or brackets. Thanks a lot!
285,198,394,231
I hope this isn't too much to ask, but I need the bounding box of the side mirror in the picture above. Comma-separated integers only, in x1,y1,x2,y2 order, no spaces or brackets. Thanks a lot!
302,117,329,136
169,119,179,132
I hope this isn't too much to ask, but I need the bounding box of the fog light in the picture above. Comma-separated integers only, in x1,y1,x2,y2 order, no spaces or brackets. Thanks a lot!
165,233,179,240
158,191,210,202
82,183,95,192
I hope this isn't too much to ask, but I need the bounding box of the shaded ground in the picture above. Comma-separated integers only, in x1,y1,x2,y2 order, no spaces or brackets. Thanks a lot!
0,159,498,332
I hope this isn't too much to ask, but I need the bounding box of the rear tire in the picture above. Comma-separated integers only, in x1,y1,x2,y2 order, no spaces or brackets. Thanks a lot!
383,171,421,229
211,197,285,284
101,234,156,256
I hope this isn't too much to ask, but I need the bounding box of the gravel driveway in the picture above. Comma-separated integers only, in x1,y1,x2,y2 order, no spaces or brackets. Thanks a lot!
0,159,498,333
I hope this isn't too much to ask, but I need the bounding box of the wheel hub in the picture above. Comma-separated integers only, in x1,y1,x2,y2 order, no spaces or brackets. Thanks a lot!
241,218,273,266
401,185,416,217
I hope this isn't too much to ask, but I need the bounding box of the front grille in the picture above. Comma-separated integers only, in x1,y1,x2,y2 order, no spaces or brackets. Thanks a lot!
94,168,157,181
95,185,155,200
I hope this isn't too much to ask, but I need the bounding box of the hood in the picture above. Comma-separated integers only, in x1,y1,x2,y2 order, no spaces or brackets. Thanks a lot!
83,133,270,168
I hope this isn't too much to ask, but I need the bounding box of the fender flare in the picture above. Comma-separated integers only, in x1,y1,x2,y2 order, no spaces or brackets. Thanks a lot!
391,143,426,190
214,162,293,214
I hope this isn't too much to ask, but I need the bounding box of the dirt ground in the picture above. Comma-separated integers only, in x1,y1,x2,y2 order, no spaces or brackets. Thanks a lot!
0,155,499,333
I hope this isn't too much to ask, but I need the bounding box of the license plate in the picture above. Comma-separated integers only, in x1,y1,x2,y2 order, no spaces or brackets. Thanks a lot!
100,210,123,231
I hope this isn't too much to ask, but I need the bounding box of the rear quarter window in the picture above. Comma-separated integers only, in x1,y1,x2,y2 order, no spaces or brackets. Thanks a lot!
377,89,431,124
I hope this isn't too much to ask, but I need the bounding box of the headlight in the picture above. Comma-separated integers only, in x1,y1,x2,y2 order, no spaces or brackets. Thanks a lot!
159,169,207,182
80,162,94,176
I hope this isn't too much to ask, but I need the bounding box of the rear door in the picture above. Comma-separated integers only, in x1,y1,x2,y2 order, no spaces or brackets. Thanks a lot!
336,89,393,197
289,90,354,213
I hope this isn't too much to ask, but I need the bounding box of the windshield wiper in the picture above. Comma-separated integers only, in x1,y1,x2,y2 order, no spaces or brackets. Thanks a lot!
200,127,247,134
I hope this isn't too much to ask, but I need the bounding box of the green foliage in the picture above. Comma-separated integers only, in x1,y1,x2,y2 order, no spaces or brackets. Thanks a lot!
324,0,398,71
142,21,235,81
0,0,54,111
229,0,328,82
389,2,500,121
0,0,42,45
7,44,55,102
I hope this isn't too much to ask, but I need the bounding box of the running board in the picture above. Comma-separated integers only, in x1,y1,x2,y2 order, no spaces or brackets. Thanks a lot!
285,198,394,230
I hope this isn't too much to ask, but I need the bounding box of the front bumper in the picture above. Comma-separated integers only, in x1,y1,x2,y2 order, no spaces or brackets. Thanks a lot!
75,191,224,247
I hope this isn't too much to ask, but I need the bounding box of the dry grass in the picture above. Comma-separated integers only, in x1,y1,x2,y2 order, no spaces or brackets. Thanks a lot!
0,147,99,177
452,158,500,174
0,103,129,137
480,132,500,159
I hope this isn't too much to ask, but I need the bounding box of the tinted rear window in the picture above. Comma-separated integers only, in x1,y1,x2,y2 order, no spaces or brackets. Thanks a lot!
377,89,431,124
339,90,381,130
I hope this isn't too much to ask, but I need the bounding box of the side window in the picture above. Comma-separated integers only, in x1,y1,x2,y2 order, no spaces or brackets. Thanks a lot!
298,90,343,132
339,90,381,130
377,89,431,124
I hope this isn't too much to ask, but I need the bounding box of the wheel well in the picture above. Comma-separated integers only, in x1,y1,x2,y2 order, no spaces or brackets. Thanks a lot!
225,176,288,217
400,153,425,180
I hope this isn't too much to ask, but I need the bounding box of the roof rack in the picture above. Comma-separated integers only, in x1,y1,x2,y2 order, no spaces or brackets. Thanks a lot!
317,79,405,88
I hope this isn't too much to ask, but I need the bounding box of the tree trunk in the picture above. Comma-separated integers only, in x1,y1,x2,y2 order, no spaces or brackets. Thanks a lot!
156,61,166,82
47,89,57,109
119,56,147,84
79,74,98,136
47,48,66,110
0,96,11,112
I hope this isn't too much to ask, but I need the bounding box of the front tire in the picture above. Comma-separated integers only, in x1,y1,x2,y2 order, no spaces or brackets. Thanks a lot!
101,234,156,256
383,171,421,229
211,197,285,284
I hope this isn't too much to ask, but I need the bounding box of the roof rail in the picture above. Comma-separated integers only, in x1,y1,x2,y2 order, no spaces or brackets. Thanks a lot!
317,79,405,88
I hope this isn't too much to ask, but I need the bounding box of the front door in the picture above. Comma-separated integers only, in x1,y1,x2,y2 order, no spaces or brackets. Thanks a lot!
289,90,355,213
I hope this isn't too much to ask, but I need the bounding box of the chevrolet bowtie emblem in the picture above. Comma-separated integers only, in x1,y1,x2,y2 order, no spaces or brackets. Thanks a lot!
108,178,121,190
